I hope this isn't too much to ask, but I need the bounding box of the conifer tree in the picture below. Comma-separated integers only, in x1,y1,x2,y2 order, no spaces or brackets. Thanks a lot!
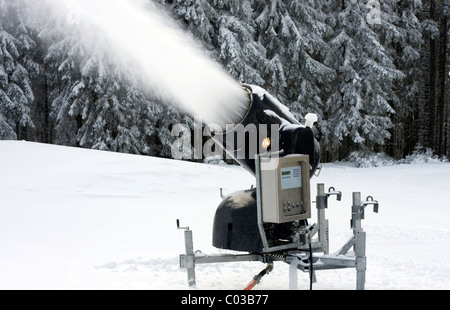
42,27,83,147
252,0,335,123
321,0,404,160
373,0,425,158
283,0,335,119
253,0,289,100
69,52,161,154
163,0,217,52
1,0,444,161
214,0,267,86
0,0,35,140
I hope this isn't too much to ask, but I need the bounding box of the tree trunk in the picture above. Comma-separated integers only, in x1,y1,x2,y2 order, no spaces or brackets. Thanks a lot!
437,11,448,156
428,1,438,150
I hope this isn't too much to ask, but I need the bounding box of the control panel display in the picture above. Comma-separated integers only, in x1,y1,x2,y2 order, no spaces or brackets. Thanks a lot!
258,155,311,224
280,166,302,190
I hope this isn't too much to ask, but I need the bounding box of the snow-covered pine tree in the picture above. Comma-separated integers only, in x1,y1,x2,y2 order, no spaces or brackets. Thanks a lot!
41,21,84,147
214,0,267,86
441,0,449,157
321,0,404,161
164,0,268,101
19,0,69,144
417,0,450,157
252,0,335,128
253,0,289,100
0,0,35,140
38,7,162,155
372,0,425,158
281,0,335,120
161,0,217,53
66,50,161,155
0,17,18,139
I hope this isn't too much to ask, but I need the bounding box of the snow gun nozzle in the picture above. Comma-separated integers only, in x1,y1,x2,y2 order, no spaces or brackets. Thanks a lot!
209,84,321,177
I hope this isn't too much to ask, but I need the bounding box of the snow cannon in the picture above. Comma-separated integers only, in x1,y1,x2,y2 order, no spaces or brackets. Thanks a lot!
178,85,379,290
209,85,321,253
209,84,321,177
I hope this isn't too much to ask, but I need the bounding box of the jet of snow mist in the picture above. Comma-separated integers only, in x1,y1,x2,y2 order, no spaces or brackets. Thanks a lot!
44,0,249,129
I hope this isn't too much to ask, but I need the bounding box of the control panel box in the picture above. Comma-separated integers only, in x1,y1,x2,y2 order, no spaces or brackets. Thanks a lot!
258,154,311,223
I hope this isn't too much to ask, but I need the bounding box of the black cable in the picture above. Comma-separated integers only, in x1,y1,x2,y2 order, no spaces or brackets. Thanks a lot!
309,241,313,290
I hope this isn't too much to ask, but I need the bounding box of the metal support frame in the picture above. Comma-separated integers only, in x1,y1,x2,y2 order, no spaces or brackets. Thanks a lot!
177,185,378,290
351,192,379,290
255,155,270,252
178,226,269,287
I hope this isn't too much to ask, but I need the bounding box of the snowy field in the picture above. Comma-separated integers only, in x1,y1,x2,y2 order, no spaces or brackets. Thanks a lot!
0,140,449,290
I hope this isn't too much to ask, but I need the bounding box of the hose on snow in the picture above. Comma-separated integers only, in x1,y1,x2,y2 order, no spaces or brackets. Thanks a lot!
243,262,274,290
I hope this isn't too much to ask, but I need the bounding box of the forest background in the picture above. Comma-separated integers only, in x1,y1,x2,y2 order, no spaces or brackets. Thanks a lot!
0,0,448,163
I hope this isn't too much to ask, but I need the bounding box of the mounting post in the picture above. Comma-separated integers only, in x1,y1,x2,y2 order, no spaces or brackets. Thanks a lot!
316,184,329,254
177,220,196,287
352,192,366,290
316,184,342,254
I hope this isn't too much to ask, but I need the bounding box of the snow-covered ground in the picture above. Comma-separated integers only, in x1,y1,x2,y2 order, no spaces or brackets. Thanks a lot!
0,141,449,290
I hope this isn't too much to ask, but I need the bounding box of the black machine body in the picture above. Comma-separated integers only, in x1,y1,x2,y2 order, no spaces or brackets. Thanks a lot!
211,85,321,253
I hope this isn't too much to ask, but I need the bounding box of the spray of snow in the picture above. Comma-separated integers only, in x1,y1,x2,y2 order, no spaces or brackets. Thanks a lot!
43,0,249,129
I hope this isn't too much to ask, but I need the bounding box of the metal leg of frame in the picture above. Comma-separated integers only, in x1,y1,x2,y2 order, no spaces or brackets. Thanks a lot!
316,184,330,255
355,230,366,290
352,192,366,290
184,229,196,287
177,220,196,287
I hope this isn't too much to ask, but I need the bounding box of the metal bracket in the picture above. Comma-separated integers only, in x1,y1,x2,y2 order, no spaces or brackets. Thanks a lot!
315,184,341,254
176,219,189,231
351,193,379,227
326,187,342,201
363,196,379,214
